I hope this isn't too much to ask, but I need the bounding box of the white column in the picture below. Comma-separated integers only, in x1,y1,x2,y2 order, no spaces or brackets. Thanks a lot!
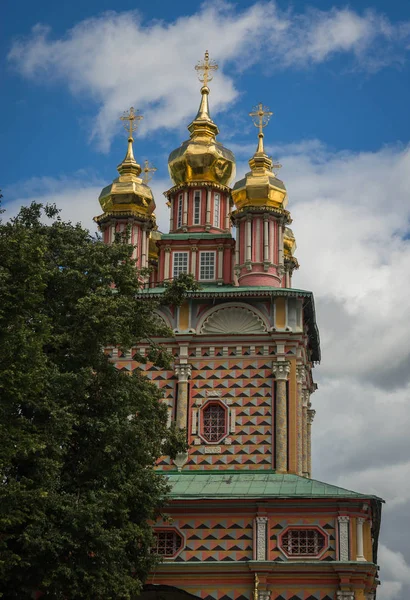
246,219,252,263
217,245,224,282
164,246,171,280
235,223,240,267
224,197,230,231
269,221,274,264
191,246,197,278
302,390,309,477
254,516,268,561
338,516,350,561
263,217,269,262
255,218,261,262
356,517,366,561
278,223,284,266
169,198,174,231
206,189,211,226
296,366,305,476
307,407,315,478
183,190,188,227
141,228,147,268
111,223,116,244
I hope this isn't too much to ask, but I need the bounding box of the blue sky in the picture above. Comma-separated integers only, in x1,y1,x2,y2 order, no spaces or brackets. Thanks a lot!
3,2,410,599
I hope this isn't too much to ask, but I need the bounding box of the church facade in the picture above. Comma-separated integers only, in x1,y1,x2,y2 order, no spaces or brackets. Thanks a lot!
94,53,382,600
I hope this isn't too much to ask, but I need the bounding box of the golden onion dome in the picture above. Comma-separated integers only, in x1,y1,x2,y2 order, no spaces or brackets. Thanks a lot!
168,52,236,187
98,108,156,219
232,103,287,211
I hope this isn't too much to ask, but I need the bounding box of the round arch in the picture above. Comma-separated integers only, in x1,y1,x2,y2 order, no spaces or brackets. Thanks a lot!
196,302,269,335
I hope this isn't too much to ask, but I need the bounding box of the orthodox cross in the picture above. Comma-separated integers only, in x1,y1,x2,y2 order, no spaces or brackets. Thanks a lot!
249,103,273,135
120,106,143,139
195,50,218,87
142,160,157,184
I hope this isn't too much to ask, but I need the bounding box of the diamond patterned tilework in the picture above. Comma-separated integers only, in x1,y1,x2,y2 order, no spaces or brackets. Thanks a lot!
273,594,334,600
270,517,336,561
156,516,253,562
187,359,273,470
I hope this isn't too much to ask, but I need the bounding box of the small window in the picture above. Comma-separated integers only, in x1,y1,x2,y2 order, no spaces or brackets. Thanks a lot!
193,191,201,225
173,252,188,278
214,193,220,227
177,194,183,228
199,251,215,280
202,402,227,443
153,529,183,557
281,528,326,557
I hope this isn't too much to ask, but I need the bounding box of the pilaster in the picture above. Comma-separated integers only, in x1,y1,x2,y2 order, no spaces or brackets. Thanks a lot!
272,361,290,473
338,516,350,561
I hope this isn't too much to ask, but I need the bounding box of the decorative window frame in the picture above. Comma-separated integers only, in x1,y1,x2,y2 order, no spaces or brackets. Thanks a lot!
195,395,235,445
172,251,189,278
278,525,329,560
196,302,270,335
153,527,185,559
199,250,216,281
193,190,201,225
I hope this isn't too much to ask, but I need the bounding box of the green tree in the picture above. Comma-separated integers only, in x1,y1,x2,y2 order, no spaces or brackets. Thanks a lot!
0,203,194,599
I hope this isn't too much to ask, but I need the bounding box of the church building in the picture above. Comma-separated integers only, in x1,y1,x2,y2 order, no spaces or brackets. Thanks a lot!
94,52,382,600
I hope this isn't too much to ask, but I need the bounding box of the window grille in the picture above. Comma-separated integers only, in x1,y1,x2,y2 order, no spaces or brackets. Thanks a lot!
214,193,220,227
199,252,215,280
281,529,325,556
194,191,201,225
177,194,183,228
202,402,226,443
173,252,188,278
153,530,182,556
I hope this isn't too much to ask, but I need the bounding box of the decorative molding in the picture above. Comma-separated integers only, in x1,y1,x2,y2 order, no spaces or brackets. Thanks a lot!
255,516,268,561
272,361,291,381
174,364,192,381
338,516,350,561
259,592,271,600
230,408,236,433
204,445,221,454
200,306,267,335
191,408,198,435
206,390,221,397
307,408,316,424
296,364,306,385
173,452,188,471
337,593,355,600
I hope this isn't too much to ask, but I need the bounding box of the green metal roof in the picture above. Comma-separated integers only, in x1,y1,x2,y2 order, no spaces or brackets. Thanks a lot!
163,471,383,502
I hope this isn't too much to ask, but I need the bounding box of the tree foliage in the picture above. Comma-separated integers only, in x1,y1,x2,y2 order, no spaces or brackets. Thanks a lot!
0,204,195,599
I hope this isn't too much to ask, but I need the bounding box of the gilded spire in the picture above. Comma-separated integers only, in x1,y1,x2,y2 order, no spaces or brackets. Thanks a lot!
117,107,143,177
188,51,219,139
248,103,281,174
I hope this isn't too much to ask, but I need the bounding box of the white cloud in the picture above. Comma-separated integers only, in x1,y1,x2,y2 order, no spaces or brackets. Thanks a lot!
8,3,410,150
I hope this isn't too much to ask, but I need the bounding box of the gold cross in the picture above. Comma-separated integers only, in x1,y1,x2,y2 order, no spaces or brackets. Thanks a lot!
142,159,157,184
195,50,218,87
120,106,143,138
249,103,273,136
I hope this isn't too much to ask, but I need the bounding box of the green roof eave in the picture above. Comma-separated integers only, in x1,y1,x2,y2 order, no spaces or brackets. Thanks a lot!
160,233,233,240
137,285,321,362
160,471,384,503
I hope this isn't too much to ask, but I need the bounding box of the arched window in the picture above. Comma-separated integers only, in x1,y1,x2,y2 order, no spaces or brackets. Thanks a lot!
280,528,326,557
202,402,227,443
153,529,183,557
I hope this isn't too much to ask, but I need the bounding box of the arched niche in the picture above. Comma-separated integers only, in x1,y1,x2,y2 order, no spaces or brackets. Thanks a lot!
198,303,268,335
